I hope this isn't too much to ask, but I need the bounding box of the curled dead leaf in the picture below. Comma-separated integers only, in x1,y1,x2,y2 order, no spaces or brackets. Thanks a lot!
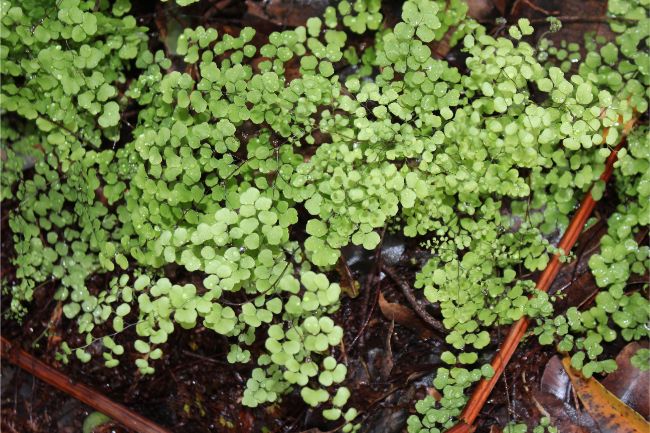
602,342,650,419
378,291,434,339
337,255,360,298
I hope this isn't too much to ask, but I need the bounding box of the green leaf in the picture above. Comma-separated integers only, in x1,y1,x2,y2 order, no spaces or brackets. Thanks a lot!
306,219,327,237
134,340,150,354
98,102,120,128
576,83,594,105
517,18,534,36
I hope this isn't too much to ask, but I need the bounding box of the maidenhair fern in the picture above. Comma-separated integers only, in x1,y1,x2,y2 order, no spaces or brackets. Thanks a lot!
1,0,648,431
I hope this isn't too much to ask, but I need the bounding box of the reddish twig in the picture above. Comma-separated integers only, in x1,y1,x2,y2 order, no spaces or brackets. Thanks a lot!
445,117,637,433
0,336,171,433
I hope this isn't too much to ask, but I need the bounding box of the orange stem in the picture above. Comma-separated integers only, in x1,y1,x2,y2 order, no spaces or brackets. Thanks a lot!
445,117,637,432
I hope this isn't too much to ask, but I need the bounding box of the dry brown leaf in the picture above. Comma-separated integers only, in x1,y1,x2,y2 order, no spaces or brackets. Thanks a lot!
46,301,63,353
246,0,329,27
602,343,650,419
561,357,650,433
490,0,508,15
467,0,497,20
427,387,442,401
530,388,594,433
377,291,434,339
380,319,395,379
541,355,571,400
336,255,360,298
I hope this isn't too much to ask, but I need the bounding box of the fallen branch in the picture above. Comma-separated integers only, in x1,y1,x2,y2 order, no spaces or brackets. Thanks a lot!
0,336,171,433
445,117,637,433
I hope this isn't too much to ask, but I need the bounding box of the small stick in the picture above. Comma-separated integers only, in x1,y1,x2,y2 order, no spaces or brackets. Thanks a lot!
0,336,172,433
383,265,446,333
445,116,637,433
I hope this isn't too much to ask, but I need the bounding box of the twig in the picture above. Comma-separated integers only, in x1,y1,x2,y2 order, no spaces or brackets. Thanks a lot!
444,116,637,433
528,16,641,24
0,336,172,433
202,0,232,20
182,350,228,364
515,0,556,15
478,16,641,26
382,265,445,334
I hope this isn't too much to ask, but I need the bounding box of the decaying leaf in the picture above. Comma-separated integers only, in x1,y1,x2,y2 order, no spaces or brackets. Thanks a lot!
378,291,434,339
246,0,330,27
561,357,650,433
535,356,598,432
541,355,571,400
337,255,360,298
467,0,497,20
380,319,395,379
489,425,503,433
602,343,650,419
490,0,507,15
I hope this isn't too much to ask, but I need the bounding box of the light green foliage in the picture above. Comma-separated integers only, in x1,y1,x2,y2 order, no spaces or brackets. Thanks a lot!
535,126,650,378
1,0,149,316
2,0,648,430
403,0,647,430
336,0,382,34
501,417,558,433
631,348,650,371
3,0,373,424
82,411,111,433
526,0,650,389
408,365,484,431
504,424,527,433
